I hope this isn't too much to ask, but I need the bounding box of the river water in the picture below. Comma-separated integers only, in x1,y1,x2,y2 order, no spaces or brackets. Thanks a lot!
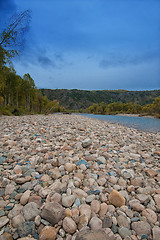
80,114,160,133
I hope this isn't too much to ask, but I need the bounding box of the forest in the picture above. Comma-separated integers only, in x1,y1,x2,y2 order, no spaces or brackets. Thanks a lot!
0,66,65,115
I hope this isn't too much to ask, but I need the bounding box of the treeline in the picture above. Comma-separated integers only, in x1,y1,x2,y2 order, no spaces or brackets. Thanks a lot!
0,66,65,115
41,88,160,110
87,98,160,118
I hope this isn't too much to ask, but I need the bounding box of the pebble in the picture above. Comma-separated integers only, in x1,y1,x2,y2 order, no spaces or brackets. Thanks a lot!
41,202,65,225
62,217,77,234
11,214,25,228
102,215,112,228
89,216,102,231
108,190,125,207
23,202,40,221
0,114,159,239
79,204,92,221
17,221,36,238
39,226,57,240
142,208,157,224
62,195,75,208
118,227,131,238
0,216,9,228
131,221,151,236
91,200,101,213
20,190,31,205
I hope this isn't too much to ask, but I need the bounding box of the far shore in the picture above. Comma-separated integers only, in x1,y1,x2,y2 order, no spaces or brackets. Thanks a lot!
116,113,157,119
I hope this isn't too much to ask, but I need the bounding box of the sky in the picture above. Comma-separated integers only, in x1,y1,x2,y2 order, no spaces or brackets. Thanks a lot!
0,0,160,90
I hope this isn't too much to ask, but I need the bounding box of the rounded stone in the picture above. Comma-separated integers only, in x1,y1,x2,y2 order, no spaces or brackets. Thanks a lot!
62,217,77,234
79,204,92,221
118,227,131,238
117,215,130,228
62,195,75,208
99,203,108,218
11,214,25,228
142,208,157,224
108,189,125,207
89,216,102,231
131,221,151,236
91,200,101,214
64,163,75,173
39,226,57,240
78,214,88,230
20,190,31,205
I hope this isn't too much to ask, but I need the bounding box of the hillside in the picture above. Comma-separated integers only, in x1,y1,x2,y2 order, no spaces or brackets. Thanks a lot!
40,89,160,110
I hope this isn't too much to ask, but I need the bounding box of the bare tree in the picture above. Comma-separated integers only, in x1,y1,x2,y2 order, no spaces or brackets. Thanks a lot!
0,10,31,65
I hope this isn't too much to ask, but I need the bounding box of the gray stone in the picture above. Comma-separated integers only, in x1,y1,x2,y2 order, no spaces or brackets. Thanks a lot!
117,215,130,228
86,194,96,203
82,138,92,148
17,221,35,237
8,204,23,219
75,229,114,240
118,227,131,238
102,215,112,228
89,217,102,231
23,202,40,221
5,184,15,196
62,195,75,208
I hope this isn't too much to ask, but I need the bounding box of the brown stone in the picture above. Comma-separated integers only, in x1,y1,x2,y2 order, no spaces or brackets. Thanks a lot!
108,189,125,207
28,195,42,207
146,169,158,178
154,151,160,156
78,214,88,230
39,226,57,240
0,232,13,240
131,178,143,187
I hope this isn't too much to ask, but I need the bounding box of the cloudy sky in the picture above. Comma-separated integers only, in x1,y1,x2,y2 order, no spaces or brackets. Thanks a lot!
0,0,160,90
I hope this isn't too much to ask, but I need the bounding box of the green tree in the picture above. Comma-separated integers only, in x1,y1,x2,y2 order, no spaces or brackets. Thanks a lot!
22,73,36,111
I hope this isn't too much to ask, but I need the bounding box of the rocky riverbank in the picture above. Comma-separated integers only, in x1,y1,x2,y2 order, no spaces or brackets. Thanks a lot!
0,114,160,240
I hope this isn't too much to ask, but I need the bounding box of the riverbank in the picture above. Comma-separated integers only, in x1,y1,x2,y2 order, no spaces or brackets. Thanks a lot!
0,114,160,240
116,113,156,119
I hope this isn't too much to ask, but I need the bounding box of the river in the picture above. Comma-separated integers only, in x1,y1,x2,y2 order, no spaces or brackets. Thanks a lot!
80,113,160,133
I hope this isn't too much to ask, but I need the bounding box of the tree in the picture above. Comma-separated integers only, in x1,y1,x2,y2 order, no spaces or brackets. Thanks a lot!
0,10,31,66
22,73,36,111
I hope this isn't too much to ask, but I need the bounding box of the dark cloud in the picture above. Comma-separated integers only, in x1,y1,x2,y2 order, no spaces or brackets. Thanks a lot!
99,50,160,69
38,55,55,67
54,53,64,62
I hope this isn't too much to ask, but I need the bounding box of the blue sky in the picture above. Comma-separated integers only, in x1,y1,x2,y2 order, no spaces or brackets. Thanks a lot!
0,0,160,90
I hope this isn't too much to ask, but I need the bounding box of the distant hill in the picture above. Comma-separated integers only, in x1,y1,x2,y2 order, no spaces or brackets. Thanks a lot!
40,89,160,110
